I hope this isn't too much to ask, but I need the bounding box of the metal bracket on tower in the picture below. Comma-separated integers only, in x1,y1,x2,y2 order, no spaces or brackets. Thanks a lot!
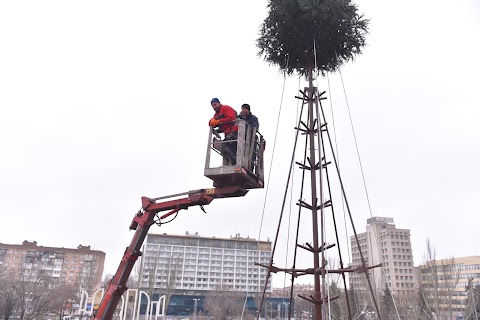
297,242,335,254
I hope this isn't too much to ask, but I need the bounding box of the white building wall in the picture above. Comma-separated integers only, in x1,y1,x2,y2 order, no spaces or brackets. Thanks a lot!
139,233,272,294
350,217,417,297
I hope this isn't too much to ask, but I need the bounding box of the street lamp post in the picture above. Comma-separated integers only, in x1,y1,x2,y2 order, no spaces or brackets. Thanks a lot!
283,302,289,319
267,301,273,319
193,298,200,320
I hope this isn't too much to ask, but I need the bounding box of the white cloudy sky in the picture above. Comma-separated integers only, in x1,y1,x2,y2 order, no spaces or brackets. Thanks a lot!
1,0,479,289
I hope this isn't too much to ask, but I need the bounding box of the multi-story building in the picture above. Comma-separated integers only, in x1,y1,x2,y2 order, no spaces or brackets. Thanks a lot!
0,240,105,291
138,232,272,295
419,256,480,319
349,217,418,298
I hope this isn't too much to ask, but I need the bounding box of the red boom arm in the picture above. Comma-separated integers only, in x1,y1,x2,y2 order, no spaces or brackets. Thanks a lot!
93,186,247,319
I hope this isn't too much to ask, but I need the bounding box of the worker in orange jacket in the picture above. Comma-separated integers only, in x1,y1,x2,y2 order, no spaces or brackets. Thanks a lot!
209,98,238,165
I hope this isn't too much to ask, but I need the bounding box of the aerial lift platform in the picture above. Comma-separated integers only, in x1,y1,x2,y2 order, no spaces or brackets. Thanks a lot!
205,119,265,189
93,120,265,319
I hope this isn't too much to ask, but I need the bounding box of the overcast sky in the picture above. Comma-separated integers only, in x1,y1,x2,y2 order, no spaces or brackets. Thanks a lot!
1,0,479,289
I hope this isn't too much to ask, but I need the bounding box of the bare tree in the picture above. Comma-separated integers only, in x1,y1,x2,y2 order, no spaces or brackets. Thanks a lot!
102,272,136,292
101,273,114,288
393,290,421,320
14,265,55,320
204,289,244,319
0,276,19,320
126,261,141,289
48,283,79,320
148,253,182,312
420,239,460,320
465,279,480,320
349,287,372,320
143,255,159,299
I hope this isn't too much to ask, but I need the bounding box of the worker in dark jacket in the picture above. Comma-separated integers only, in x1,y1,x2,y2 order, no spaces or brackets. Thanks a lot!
238,103,260,171
238,103,259,130
209,98,238,165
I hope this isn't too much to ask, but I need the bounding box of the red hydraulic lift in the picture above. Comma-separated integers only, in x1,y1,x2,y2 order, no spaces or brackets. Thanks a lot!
93,123,265,319
93,186,248,319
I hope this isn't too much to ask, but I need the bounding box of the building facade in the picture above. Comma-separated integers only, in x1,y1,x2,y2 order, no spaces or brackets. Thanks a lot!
0,240,105,291
138,233,272,295
349,217,417,298
419,256,480,318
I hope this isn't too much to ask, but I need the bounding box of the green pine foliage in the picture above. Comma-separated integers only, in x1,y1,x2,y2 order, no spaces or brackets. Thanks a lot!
418,287,432,318
381,284,396,320
256,0,369,76
327,282,344,320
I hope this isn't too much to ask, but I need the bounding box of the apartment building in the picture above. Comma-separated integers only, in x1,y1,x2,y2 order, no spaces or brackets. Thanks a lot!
349,217,418,297
419,256,480,318
0,240,105,291
138,232,272,295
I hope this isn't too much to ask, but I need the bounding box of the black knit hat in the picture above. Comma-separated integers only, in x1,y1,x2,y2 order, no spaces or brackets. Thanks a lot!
241,103,250,111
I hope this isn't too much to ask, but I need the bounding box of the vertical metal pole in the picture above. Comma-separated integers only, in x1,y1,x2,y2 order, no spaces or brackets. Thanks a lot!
314,80,327,320
307,68,322,320
205,128,213,170
237,120,246,168
193,298,198,320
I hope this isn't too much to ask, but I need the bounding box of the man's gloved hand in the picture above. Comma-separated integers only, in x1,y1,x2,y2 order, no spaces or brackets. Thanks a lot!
209,118,221,127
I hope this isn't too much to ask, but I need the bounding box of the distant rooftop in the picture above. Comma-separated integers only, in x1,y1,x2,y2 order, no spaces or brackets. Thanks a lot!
367,217,394,225
150,232,268,243
0,240,103,254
